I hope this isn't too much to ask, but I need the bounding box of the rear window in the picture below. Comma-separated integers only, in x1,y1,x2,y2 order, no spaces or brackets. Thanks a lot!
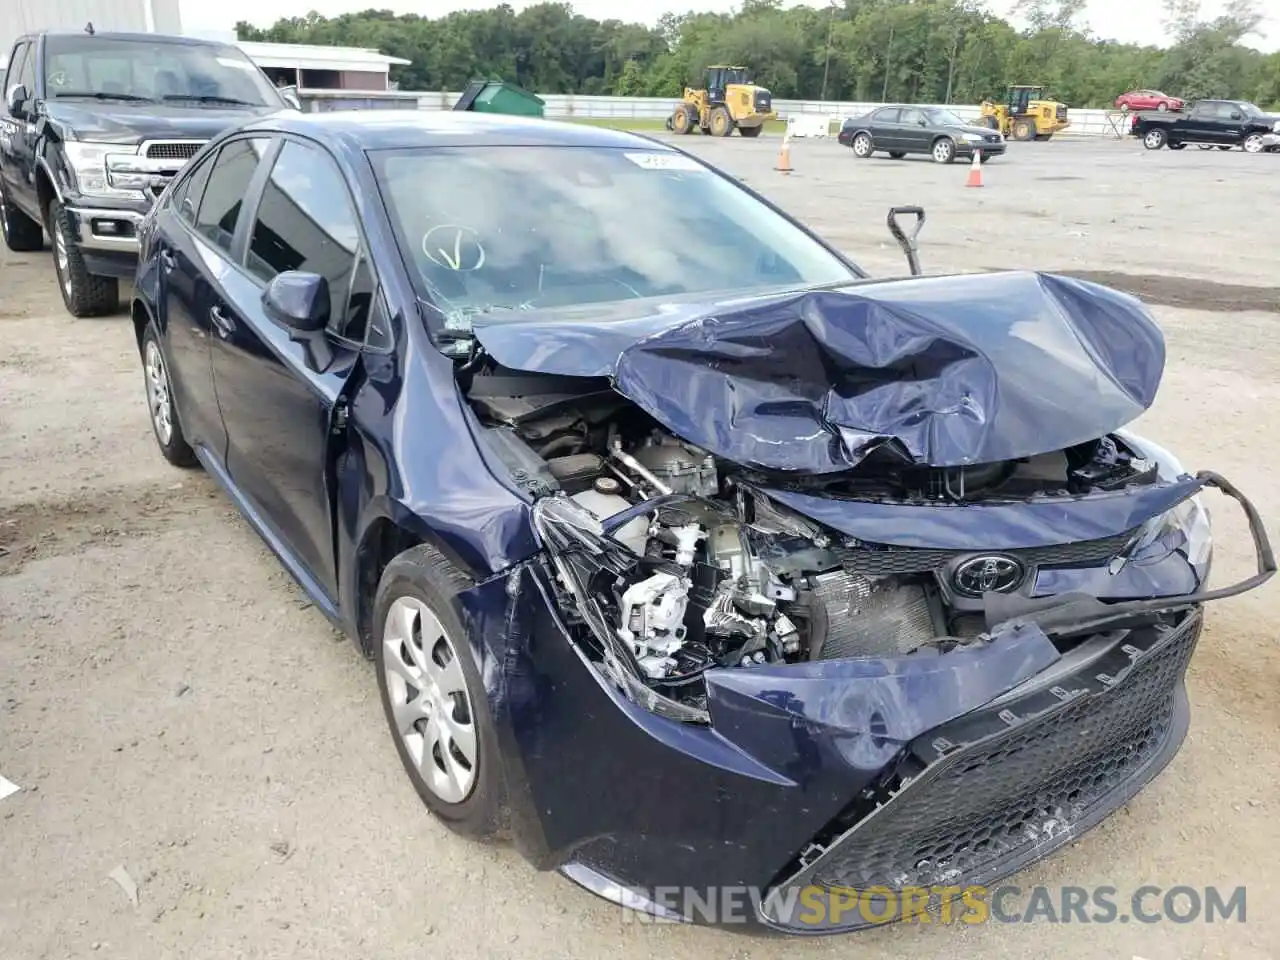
43,35,280,107
371,145,858,331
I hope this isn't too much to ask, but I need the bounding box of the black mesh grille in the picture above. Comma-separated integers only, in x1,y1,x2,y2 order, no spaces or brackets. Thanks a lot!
839,527,1138,577
145,141,204,160
797,617,1197,900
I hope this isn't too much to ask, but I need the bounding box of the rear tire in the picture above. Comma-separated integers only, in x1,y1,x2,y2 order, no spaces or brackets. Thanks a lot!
49,199,118,317
1012,119,1035,141
0,187,43,252
851,132,873,158
140,322,199,468
708,106,733,137
374,544,508,840
1142,128,1167,150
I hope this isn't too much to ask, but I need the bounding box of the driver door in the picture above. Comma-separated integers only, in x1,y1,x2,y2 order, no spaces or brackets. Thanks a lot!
897,108,930,151
208,136,372,602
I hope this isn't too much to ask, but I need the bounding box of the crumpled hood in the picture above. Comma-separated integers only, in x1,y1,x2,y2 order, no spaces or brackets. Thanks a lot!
45,101,280,145
472,271,1165,472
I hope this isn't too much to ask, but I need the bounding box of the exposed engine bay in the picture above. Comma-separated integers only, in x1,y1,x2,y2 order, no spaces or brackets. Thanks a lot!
462,362,1168,716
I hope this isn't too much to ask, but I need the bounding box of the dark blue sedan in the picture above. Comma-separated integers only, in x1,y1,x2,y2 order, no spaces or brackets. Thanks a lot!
130,110,1272,933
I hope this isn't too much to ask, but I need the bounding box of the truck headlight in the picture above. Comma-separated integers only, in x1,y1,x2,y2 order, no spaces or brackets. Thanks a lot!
1272,120,1280,133
64,141,147,200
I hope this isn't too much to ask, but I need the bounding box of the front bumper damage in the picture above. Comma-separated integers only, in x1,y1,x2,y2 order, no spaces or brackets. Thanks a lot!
453,470,1272,933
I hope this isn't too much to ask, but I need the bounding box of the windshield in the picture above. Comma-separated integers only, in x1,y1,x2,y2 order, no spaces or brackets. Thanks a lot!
44,36,280,106
1239,102,1263,116
924,108,966,126
371,146,859,331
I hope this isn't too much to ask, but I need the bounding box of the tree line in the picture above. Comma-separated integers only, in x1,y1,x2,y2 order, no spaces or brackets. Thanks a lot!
236,0,1280,109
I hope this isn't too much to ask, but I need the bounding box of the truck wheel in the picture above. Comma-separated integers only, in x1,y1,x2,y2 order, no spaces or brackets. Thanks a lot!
1243,134,1264,153
1168,142,1186,150
671,104,695,135
1012,120,1035,141
1142,129,1167,150
709,106,733,137
0,188,44,252
851,132,873,158
48,199,119,318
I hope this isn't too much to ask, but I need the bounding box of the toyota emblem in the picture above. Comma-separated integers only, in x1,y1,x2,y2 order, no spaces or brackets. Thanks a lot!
952,555,1024,596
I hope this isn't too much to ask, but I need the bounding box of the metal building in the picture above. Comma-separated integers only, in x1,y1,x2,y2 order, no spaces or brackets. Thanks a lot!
2,0,182,68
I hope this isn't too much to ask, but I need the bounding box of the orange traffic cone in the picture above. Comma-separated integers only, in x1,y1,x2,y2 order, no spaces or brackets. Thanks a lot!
965,149,983,188
774,134,793,175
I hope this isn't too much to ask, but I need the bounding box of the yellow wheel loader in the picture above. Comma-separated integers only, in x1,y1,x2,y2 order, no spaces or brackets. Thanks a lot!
667,66,776,138
980,85,1070,141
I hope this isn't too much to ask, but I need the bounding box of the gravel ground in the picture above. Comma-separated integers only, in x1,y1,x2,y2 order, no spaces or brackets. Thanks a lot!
1,135,1277,960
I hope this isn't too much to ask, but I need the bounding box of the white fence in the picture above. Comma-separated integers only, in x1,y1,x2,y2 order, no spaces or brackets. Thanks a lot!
410,90,1131,139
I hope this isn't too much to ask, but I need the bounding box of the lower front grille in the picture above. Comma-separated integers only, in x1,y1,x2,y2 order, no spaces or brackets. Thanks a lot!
143,140,205,161
764,613,1199,930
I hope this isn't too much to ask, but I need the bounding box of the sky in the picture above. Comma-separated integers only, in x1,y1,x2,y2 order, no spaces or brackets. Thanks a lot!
179,0,1279,53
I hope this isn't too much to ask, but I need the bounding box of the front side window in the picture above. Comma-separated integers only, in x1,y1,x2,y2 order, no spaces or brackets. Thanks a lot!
43,36,281,106
245,139,363,336
899,108,924,125
373,145,858,332
924,108,965,126
194,138,269,255
173,152,215,225
15,42,35,96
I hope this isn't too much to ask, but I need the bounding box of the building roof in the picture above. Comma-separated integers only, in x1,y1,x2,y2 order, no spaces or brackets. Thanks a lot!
236,41,410,74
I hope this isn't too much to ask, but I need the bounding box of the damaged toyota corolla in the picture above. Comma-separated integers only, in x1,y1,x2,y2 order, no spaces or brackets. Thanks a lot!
132,112,1273,934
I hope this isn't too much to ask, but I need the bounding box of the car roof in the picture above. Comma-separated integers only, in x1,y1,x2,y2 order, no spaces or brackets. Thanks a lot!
35,31,230,48
236,110,677,153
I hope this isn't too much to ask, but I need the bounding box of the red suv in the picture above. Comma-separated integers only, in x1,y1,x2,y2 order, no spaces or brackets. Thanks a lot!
1115,89,1184,112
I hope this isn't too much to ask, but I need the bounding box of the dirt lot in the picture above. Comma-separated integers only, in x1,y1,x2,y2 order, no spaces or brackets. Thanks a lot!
1,135,1278,960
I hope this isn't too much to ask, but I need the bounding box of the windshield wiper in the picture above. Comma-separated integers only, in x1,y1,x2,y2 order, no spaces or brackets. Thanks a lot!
161,94,257,106
54,91,154,102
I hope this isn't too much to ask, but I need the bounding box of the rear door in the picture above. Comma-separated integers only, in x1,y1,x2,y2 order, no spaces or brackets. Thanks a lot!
209,135,370,600
159,136,273,458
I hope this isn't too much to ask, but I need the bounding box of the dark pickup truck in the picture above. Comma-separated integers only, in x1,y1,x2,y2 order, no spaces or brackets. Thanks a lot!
1131,98,1280,153
0,30,297,317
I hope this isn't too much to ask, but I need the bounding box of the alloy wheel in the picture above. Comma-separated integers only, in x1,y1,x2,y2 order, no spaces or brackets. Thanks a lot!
1143,131,1164,149
1243,134,1263,154
53,223,72,296
144,340,174,446
382,596,478,804
853,134,871,157
933,140,954,162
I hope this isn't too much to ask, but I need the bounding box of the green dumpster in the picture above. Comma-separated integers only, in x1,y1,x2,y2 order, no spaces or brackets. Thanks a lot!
453,80,545,117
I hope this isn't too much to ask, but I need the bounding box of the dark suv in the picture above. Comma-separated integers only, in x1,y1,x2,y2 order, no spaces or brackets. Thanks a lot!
0,29,295,317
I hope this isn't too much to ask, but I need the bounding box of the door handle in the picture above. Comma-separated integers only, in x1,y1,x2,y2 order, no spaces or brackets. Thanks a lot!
209,305,235,337
158,249,176,271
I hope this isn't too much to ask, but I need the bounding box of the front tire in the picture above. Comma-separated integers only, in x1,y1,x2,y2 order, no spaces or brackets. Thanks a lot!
671,103,695,135
931,137,957,163
374,545,507,840
49,199,118,317
1142,128,1167,150
1243,133,1264,154
851,132,873,158
141,322,198,468
1012,119,1035,141
1157,101,1169,112
0,188,43,252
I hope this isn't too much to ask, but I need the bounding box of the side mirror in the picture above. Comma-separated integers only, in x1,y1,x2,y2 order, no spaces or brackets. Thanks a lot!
1230,111,1243,120
6,84,29,119
263,271,329,334
278,85,302,111
918,117,928,126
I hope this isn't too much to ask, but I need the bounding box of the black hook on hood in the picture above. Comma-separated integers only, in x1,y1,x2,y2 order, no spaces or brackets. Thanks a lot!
887,206,926,276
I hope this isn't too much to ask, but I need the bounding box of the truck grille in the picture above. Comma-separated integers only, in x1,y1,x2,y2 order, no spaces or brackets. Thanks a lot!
143,141,206,161
763,613,1199,932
